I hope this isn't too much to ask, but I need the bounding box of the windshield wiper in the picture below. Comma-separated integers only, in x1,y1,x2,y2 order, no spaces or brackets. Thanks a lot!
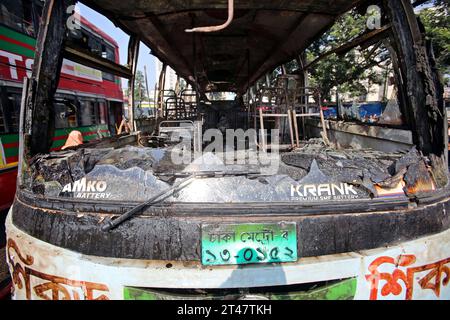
101,175,195,232
101,170,261,232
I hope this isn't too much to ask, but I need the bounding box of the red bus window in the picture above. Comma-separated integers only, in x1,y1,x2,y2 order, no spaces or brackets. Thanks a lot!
0,104,5,134
3,92,20,133
54,101,78,129
98,101,108,125
0,0,36,36
79,99,99,126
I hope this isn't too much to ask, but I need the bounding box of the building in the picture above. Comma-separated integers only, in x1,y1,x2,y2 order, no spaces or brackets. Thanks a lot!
155,59,178,91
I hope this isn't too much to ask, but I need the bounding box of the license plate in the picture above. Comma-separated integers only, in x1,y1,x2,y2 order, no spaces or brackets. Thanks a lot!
201,222,297,266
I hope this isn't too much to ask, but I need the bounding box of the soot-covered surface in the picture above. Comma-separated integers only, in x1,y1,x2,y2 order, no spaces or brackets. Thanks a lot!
27,139,435,203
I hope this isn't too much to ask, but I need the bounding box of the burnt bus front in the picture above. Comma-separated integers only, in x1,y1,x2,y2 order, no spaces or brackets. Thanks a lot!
5,0,450,300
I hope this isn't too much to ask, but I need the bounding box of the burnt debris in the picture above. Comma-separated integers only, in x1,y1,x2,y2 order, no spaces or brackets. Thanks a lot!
28,139,436,203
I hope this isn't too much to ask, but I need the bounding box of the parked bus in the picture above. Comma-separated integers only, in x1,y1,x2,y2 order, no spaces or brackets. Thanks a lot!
0,0,124,211
4,0,450,301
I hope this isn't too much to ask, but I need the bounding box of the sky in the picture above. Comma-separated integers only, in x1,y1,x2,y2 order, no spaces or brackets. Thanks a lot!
77,3,159,90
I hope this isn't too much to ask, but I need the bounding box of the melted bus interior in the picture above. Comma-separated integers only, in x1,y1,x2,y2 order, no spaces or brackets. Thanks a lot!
20,0,448,208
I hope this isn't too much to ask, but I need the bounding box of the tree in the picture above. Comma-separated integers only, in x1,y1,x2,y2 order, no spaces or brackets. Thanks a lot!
261,2,448,100
126,70,148,102
303,1,450,101
418,1,450,84
304,10,389,101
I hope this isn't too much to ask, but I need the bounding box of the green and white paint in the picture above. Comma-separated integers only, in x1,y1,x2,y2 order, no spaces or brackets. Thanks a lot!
5,209,450,300
201,222,297,266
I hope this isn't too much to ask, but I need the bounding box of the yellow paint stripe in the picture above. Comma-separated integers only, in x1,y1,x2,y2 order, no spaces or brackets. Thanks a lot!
0,161,18,170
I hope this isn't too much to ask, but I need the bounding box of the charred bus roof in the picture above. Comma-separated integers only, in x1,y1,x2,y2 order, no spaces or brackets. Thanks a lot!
82,0,362,93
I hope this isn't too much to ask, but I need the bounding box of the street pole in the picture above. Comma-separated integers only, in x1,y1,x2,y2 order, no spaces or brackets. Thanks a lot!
144,65,150,105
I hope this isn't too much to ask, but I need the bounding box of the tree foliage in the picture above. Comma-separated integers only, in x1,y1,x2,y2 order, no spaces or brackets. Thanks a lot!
305,10,389,101
418,0,450,84
125,70,148,102
299,1,450,100
257,2,449,100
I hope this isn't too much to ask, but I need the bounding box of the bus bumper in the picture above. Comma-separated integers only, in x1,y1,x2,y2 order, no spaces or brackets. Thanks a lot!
5,207,450,300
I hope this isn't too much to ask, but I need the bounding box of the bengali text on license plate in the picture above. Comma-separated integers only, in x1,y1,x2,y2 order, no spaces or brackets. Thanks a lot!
201,222,297,266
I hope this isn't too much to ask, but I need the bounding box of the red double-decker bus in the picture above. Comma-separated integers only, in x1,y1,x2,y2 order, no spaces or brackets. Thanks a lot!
0,0,124,212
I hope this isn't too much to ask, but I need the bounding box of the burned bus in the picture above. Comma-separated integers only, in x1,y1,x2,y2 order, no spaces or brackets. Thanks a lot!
0,0,124,212
4,0,450,300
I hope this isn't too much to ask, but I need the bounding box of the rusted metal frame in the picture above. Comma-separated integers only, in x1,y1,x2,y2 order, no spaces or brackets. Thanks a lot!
29,0,75,156
261,114,291,118
383,0,446,182
162,90,179,119
277,73,293,145
153,83,158,121
290,87,328,147
287,109,295,147
64,43,132,79
253,88,260,130
291,110,300,148
287,110,295,148
257,87,288,114
251,87,258,130
317,92,329,144
258,108,266,151
246,49,251,129
164,97,181,119
384,38,408,120
265,72,285,138
190,13,201,110
194,121,203,155
81,2,362,18
304,25,391,71
17,78,30,189
258,111,295,149
425,38,448,168
127,35,140,132
143,65,151,117
157,63,167,119
297,53,308,89
297,53,312,131
179,89,198,118
292,113,321,117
